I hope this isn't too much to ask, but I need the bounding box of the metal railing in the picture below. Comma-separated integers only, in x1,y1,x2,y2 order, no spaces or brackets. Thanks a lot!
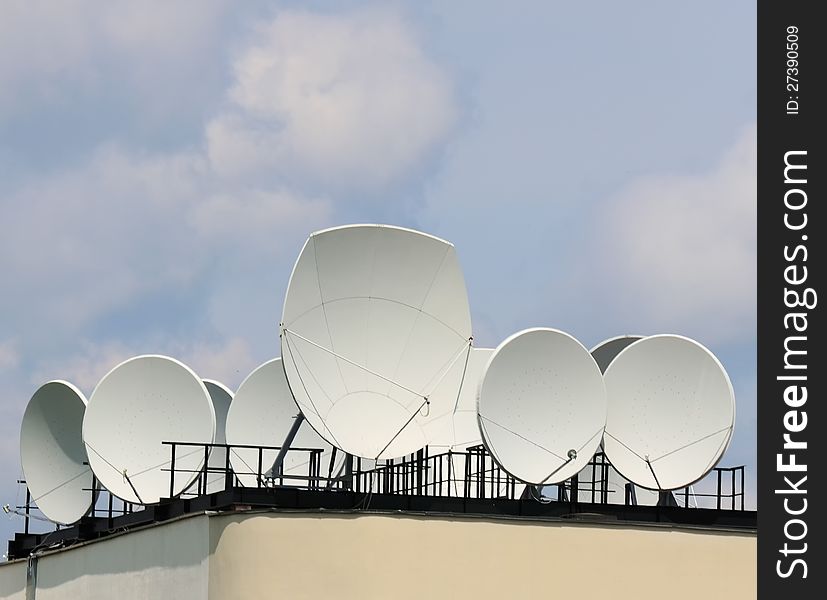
9,442,747,540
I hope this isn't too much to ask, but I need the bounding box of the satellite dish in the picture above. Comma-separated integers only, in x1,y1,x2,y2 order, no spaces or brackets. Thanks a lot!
82,355,216,504
203,380,233,494
603,335,736,490
477,328,606,486
20,381,94,525
224,358,344,487
424,348,524,498
583,334,648,502
590,335,643,374
281,224,473,460
424,347,494,451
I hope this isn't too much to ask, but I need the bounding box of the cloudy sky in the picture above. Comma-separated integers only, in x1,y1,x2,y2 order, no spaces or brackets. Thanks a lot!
0,1,755,544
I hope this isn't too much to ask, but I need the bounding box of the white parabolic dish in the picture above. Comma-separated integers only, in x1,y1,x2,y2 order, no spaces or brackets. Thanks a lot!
281,224,473,459
425,347,494,451
586,334,646,501
477,328,607,485
82,355,216,504
20,381,94,525
603,335,736,490
224,358,343,486
590,335,643,374
425,347,525,499
203,379,234,494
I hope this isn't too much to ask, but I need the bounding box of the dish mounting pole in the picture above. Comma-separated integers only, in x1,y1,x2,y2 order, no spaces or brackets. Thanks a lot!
264,413,305,479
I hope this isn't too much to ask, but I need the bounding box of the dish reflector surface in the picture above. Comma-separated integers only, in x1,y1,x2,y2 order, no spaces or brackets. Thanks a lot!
82,355,216,504
590,335,643,374
424,347,525,498
204,379,233,493
20,381,94,524
281,224,473,459
425,347,494,451
603,335,735,490
477,328,606,485
224,358,343,486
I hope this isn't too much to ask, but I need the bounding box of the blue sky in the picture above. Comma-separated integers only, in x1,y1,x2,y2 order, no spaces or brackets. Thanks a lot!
0,1,755,544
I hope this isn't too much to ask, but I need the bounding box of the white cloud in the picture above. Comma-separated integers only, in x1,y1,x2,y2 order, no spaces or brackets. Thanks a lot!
178,337,259,389
0,2,94,108
1,8,454,355
0,0,230,117
2,148,204,331
32,336,258,395
31,340,137,395
207,9,457,191
596,124,756,343
189,188,328,253
0,145,330,340
1,7,451,350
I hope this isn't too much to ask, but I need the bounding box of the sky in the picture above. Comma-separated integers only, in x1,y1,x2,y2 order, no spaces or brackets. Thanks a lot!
0,0,756,546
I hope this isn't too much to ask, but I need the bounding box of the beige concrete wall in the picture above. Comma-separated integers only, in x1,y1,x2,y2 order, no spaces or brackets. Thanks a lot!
0,559,25,600
208,512,757,600
1,510,756,599
5,514,210,600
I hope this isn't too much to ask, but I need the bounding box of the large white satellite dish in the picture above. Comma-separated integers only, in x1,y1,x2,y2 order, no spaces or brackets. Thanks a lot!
20,381,94,525
281,224,473,460
224,358,343,487
590,335,643,374
603,335,736,490
82,355,216,504
203,380,233,494
477,328,606,485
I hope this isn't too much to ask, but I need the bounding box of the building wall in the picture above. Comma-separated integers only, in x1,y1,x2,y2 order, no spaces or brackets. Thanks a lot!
208,512,757,600
2,514,209,600
0,559,25,600
1,511,756,600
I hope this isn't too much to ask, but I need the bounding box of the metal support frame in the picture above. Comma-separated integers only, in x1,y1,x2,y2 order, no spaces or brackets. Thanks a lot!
7,440,751,561
265,413,305,480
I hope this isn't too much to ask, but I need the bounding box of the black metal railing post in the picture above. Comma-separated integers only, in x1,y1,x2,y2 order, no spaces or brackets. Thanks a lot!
225,444,233,491
740,466,745,510
169,442,177,500
202,443,210,495
257,447,264,488
24,487,30,535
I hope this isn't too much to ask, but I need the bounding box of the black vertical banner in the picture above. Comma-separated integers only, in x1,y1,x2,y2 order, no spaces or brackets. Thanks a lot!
758,2,825,597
